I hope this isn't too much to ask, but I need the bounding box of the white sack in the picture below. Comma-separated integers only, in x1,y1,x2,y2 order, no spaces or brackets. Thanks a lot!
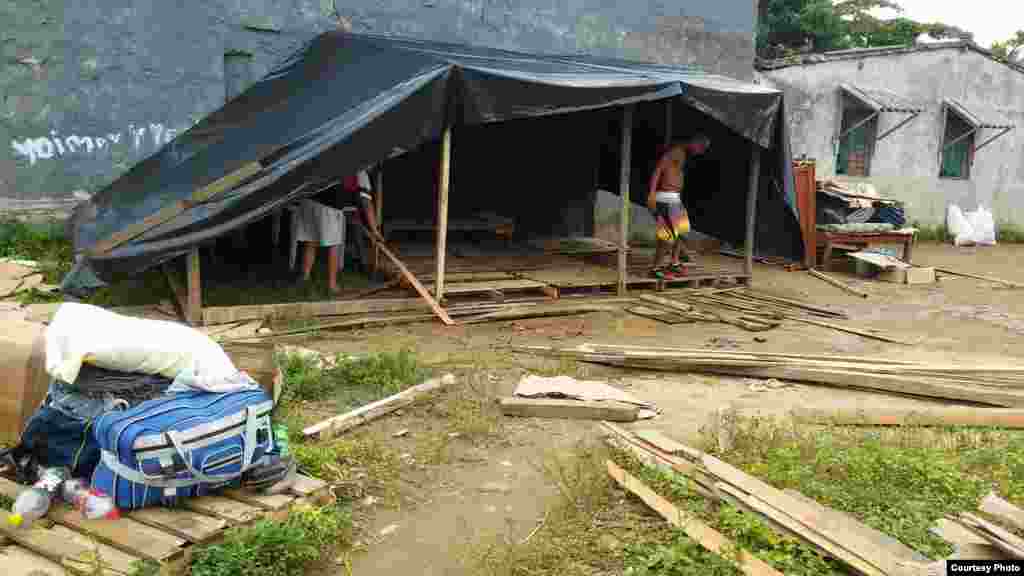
45,303,240,390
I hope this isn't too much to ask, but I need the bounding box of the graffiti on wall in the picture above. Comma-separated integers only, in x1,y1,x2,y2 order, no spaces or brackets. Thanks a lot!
10,121,192,166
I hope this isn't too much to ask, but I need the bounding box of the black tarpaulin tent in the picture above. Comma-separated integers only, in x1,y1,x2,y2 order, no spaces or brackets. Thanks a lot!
65,31,802,312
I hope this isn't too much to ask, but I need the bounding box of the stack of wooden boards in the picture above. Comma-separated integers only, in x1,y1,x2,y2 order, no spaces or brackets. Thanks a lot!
517,343,1024,407
604,424,1024,576
0,473,332,576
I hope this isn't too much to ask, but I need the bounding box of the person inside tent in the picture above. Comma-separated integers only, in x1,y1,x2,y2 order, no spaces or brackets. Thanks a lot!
294,168,379,294
646,134,710,279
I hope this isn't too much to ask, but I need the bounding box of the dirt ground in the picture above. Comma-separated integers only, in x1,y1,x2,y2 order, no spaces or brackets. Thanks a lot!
6,243,1022,574
280,242,1024,574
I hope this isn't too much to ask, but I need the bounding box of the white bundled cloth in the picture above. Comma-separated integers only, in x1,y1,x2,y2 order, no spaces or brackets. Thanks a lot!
45,303,258,394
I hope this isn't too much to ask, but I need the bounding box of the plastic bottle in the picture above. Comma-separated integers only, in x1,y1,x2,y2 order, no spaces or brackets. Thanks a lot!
61,479,120,521
8,466,68,529
273,423,290,457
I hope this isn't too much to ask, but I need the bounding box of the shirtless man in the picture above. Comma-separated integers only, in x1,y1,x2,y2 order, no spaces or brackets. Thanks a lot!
646,134,710,278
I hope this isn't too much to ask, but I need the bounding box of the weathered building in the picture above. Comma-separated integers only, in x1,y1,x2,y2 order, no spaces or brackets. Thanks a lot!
759,40,1024,227
2,0,759,217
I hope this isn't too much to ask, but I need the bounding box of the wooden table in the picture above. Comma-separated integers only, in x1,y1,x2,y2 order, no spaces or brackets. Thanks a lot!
817,230,916,271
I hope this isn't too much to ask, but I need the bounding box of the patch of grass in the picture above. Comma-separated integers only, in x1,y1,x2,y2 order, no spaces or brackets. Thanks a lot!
0,493,13,510
624,533,740,576
465,441,679,576
293,436,402,504
998,221,1024,244
278,348,430,411
16,286,64,304
703,413,1016,559
190,503,352,576
413,370,504,465
911,221,950,243
0,217,73,284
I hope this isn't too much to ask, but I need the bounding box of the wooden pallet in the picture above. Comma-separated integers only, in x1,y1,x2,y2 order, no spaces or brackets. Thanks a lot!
0,474,332,575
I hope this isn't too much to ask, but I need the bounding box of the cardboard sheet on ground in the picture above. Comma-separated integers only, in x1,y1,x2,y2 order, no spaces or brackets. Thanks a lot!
514,375,658,419
848,251,910,270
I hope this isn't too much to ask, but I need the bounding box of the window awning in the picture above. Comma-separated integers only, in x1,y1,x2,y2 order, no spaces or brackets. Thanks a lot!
943,99,1015,152
837,84,923,142
840,84,923,114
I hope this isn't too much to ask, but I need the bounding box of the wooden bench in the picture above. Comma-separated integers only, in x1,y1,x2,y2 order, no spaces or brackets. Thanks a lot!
817,230,916,271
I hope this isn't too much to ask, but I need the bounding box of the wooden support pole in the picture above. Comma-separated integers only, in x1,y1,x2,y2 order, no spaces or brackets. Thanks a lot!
618,105,634,296
186,247,202,326
373,167,384,275
744,145,761,280
435,126,452,300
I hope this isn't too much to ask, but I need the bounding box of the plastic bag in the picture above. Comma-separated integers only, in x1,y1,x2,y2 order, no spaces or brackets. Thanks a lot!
946,204,975,246
965,205,997,246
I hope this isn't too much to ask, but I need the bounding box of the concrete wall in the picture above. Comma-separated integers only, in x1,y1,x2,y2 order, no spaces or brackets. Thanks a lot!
2,0,757,215
761,48,1024,226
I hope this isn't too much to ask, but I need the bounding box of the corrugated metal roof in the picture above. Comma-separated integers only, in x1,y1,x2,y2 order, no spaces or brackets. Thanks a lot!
944,99,1015,129
840,84,922,113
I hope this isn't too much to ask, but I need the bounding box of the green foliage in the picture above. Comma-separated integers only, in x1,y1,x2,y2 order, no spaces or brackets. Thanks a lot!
279,348,430,410
128,560,162,576
911,220,950,243
624,534,740,576
715,506,842,576
991,31,1024,62
190,504,351,576
709,416,1016,560
0,217,73,284
293,436,401,502
758,0,973,58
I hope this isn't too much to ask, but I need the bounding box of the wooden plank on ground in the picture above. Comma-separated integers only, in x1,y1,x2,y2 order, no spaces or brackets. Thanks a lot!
625,305,693,325
934,518,993,547
289,474,330,501
705,454,923,576
500,398,638,422
0,523,142,576
129,507,227,544
782,488,929,564
49,506,185,563
222,489,296,512
1,544,69,576
633,429,696,457
808,269,870,298
184,496,262,525
935,268,1024,289
794,407,1024,429
202,297,431,325
959,513,1024,558
303,374,454,440
979,493,1024,533
607,460,784,576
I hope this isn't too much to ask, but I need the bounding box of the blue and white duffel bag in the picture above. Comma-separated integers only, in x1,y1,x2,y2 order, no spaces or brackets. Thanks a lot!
91,389,275,510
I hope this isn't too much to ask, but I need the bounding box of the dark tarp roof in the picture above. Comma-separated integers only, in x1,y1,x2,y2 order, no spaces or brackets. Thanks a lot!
66,31,800,288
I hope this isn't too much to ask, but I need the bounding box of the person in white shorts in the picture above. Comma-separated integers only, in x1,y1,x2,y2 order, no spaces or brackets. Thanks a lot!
294,169,378,294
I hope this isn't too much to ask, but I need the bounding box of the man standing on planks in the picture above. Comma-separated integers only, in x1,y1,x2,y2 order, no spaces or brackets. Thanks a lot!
294,167,380,294
646,134,710,279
